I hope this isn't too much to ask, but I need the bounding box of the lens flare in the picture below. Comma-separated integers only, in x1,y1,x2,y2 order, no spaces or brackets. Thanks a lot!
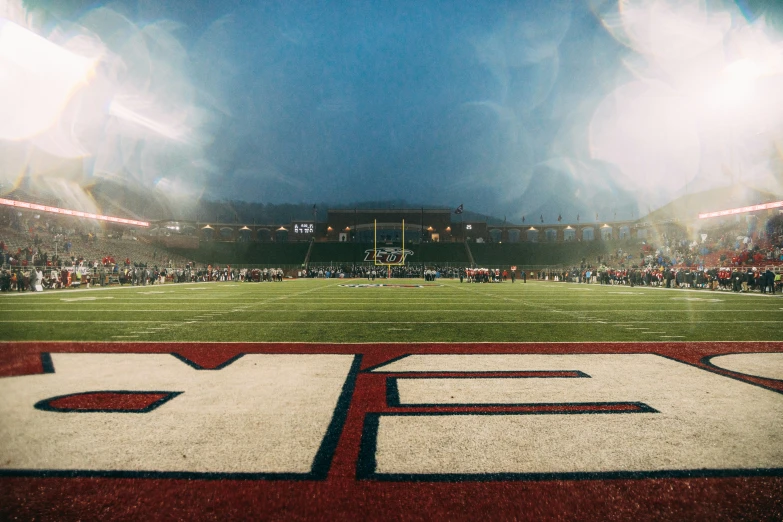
587,0,783,203
0,19,96,141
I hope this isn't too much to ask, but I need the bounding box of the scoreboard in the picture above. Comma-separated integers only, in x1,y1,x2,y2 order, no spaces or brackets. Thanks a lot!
293,223,314,234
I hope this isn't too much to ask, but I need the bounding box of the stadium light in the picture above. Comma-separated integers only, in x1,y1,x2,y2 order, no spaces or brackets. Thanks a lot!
0,197,149,227
699,200,783,219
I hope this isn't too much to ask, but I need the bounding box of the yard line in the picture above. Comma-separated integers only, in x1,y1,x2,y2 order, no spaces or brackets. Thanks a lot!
2,320,781,324
2,308,779,313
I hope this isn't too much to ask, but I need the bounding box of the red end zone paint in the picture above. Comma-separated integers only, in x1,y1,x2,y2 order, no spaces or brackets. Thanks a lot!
38,392,178,413
1,342,782,521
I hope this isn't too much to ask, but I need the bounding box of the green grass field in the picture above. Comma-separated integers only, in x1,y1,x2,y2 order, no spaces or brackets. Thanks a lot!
1,279,781,343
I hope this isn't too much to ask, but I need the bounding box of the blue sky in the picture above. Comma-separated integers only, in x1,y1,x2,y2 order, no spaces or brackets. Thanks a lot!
6,0,783,222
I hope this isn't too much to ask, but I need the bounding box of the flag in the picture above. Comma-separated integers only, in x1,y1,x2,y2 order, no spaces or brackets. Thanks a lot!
595,212,599,220
522,215,525,223
540,215,544,223
558,214,562,222
577,213,580,222
454,204,463,214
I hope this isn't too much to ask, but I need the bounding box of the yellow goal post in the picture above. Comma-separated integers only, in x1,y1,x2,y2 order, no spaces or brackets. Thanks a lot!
373,219,406,267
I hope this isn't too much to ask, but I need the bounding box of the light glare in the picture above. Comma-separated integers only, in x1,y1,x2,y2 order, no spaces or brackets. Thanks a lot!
0,19,95,140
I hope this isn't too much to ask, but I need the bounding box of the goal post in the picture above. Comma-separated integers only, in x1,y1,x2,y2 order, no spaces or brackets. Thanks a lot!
373,219,406,267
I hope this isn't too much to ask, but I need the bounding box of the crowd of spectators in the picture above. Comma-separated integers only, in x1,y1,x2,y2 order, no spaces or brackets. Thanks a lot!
549,265,780,293
299,263,464,279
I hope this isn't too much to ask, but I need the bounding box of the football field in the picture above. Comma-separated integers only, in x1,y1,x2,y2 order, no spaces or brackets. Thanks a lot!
1,279,782,521
0,278,781,342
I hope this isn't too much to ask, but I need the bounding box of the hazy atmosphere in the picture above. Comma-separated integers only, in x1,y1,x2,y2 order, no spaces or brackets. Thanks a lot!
1,0,782,223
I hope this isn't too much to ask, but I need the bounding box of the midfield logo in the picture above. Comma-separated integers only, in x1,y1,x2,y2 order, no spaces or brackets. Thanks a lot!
363,247,413,264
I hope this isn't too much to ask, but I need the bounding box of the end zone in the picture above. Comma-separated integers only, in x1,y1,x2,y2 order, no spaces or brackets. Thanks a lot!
1,342,781,520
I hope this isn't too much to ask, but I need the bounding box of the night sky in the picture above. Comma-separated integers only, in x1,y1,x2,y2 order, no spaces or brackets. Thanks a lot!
4,0,783,222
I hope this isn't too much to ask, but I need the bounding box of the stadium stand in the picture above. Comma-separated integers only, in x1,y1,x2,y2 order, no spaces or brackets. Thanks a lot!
308,242,372,264
168,241,310,266
470,241,626,268
411,242,469,264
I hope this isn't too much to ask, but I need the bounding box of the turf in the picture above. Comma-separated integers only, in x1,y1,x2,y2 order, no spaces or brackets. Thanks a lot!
1,279,780,342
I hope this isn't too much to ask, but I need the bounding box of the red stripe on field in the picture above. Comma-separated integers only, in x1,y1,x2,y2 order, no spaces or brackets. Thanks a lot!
2,342,781,391
45,392,170,412
1,476,781,521
382,403,647,413
378,371,585,378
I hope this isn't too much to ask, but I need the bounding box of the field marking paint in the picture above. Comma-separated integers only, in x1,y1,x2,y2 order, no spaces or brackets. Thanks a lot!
707,353,783,381
671,297,724,302
364,353,783,477
60,297,115,302
0,318,780,320
1,308,781,313
0,353,357,475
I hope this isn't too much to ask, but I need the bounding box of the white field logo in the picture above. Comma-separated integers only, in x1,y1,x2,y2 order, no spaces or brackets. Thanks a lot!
363,247,413,264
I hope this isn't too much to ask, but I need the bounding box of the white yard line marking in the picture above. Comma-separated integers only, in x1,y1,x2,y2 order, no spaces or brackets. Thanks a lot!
60,297,115,302
1,308,780,313
2,320,781,324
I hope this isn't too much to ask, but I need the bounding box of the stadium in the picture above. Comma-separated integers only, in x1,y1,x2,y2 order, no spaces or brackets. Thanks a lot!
2,0,783,520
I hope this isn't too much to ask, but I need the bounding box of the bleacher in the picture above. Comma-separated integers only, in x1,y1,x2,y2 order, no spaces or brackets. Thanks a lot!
308,242,371,264
469,240,635,267
171,241,310,266
0,224,192,268
307,242,469,266
411,243,469,264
